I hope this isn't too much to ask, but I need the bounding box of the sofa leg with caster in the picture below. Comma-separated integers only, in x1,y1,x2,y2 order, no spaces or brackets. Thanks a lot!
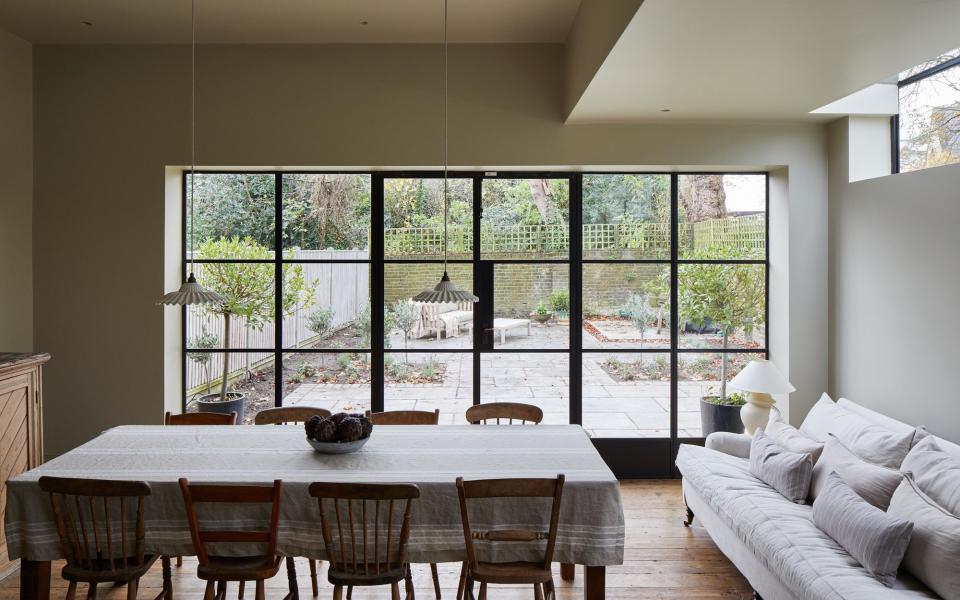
682,494,694,527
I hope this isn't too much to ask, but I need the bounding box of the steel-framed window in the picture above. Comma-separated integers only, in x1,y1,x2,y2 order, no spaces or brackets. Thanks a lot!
892,51,960,174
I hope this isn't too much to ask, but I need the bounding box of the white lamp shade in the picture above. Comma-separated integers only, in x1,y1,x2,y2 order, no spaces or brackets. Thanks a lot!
728,359,796,394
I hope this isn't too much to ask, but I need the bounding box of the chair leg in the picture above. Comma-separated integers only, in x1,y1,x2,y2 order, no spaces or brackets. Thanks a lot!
127,578,139,600
176,556,183,567
87,582,98,600
238,581,245,600
346,586,353,600
255,581,265,600
391,582,401,600
332,585,343,600
405,564,416,600
456,563,466,600
430,563,441,600
66,581,78,600
533,583,543,600
158,556,173,600
309,560,319,597
544,578,555,600
464,576,476,600
203,581,215,600
478,583,487,600
215,581,226,600
286,556,300,600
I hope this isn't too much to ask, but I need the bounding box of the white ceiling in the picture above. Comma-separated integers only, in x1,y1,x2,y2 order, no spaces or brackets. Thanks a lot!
567,0,960,123
0,0,582,44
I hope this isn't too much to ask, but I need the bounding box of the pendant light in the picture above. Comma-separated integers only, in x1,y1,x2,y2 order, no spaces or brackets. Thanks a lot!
158,0,224,307
413,0,479,304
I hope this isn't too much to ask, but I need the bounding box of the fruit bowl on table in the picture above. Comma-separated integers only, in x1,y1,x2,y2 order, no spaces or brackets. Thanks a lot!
305,412,373,455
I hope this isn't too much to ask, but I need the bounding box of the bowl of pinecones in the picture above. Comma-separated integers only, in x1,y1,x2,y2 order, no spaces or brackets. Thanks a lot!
305,412,373,454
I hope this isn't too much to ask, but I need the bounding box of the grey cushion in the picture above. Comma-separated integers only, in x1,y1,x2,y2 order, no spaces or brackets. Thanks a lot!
810,433,903,509
800,394,914,469
765,419,825,462
888,475,960,600
901,436,960,516
749,430,814,504
813,472,914,587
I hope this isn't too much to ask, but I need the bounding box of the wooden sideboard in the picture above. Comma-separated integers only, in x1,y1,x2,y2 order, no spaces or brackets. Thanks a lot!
0,353,48,579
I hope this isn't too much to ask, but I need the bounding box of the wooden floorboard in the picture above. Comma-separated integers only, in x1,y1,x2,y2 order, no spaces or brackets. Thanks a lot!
0,480,754,599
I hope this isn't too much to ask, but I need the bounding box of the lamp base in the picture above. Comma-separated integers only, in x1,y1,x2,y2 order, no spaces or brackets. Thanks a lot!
740,392,775,436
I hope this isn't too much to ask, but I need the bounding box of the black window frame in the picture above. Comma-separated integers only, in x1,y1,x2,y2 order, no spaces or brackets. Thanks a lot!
892,53,960,174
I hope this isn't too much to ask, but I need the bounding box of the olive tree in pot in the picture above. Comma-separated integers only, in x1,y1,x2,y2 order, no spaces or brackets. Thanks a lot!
194,237,317,422
678,245,764,435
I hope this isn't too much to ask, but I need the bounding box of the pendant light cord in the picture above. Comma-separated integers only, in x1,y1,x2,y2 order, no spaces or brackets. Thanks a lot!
442,0,449,274
189,0,197,277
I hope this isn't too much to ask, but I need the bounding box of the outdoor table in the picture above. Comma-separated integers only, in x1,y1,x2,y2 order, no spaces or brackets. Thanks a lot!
6,424,624,599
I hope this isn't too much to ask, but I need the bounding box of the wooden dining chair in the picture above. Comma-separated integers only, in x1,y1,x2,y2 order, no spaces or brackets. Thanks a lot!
464,403,543,425
254,406,332,425
366,409,440,425
164,411,237,426
309,482,420,600
38,476,172,600
178,478,297,600
455,475,565,600
254,406,331,596
364,409,443,598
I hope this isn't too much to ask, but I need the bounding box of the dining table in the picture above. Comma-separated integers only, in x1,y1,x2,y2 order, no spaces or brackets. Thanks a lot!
6,423,625,599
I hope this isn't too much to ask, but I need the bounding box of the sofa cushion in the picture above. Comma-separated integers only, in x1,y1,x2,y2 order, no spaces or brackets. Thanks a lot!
901,437,960,516
676,444,938,600
810,434,904,510
800,395,914,469
888,475,960,600
837,398,921,444
767,419,825,462
812,473,913,587
750,430,814,503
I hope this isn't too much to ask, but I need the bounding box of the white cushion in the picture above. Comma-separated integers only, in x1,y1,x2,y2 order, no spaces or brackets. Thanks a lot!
810,434,903,510
800,394,914,469
901,436,960,516
750,430,814,504
766,419,825,462
888,475,960,600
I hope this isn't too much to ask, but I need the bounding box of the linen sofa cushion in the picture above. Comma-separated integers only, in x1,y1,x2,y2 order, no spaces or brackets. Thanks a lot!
800,394,914,469
766,419,825,462
812,472,914,587
901,436,960,516
810,434,904,509
837,398,923,443
750,430,814,503
888,475,960,600
676,444,939,600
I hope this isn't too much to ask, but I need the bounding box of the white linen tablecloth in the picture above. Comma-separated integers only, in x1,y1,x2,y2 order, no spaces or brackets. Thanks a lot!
5,425,624,566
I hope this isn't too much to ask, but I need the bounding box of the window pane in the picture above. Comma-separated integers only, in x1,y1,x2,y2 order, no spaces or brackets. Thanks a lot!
678,263,766,350
384,263,474,349
384,352,472,424
583,264,670,349
187,173,276,257
185,351,274,425
384,178,473,260
282,174,371,251
899,63,960,172
583,352,670,438
494,264,568,349
678,174,765,259
185,263,276,349
481,353,568,423
481,178,569,260
583,174,670,259
281,352,371,415
283,264,370,350
679,352,764,437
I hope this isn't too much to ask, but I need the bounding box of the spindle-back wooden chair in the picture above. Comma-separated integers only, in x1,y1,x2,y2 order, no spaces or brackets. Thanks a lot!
38,476,172,600
178,478,297,600
366,409,440,426
254,406,332,425
464,403,543,425
309,482,420,600
455,475,565,600
164,411,237,426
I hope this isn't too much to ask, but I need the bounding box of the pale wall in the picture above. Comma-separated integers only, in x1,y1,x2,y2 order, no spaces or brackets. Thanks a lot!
829,118,960,441
33,43,829,457
0,29,33,351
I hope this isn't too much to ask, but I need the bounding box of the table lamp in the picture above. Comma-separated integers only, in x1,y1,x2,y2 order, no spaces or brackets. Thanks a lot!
728,359,795,435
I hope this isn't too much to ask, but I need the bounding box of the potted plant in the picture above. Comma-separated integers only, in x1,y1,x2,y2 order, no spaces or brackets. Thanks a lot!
530,301,553,324
678,244,764,435
194,236,317,422
187,330,219,397
549,289,570,321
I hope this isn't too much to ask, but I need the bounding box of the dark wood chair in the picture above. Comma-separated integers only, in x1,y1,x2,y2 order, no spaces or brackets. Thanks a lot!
254,406,331,596
38,476,172,600
179,478,297,600
164,411,237,426
464,403,543,425
366,409,440,426
255,406,332,425
309,482,420,600
455,475,565,600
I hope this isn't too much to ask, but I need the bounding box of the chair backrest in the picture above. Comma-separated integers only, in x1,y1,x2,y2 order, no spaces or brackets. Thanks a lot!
456,475,564,571
465,402,543,424
165,411,237,426
309,482,420,577
254,406,332,425
178,478,283,566
39,476,152,573
366,409,439,425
